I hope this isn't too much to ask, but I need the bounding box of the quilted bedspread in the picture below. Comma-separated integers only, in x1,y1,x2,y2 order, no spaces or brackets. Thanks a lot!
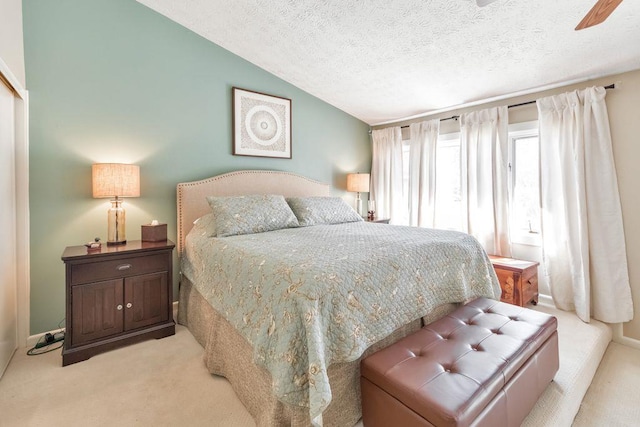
182,222,501,425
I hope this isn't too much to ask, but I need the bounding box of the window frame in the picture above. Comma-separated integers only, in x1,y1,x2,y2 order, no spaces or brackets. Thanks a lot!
508,121,541,247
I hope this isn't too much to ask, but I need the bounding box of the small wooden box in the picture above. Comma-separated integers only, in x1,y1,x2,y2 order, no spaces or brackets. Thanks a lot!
489,255,539,307
141,223,167,242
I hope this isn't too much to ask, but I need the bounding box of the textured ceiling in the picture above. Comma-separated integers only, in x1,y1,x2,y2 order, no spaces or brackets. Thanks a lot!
136,0,640,125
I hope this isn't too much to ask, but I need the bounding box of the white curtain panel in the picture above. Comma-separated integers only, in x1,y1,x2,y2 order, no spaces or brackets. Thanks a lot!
370,127,406,224
460,106,511,257
408,119,439,227
537,86,633,323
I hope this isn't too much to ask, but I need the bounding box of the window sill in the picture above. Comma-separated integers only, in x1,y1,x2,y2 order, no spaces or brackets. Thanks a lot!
511,233,541,247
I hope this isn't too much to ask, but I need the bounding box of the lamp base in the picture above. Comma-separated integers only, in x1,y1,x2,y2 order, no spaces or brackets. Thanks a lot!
107,198,127,245
355,192,363,217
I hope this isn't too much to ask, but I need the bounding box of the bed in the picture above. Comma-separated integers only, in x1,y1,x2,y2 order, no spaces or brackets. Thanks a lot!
176,170,500,426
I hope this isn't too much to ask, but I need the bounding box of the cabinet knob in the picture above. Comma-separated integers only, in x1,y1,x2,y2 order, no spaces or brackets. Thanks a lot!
117,264,132,271
126,302,132,309
117,304,123,311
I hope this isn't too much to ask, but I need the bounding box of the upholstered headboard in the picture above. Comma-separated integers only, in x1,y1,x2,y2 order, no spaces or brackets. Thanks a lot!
176,170,331,257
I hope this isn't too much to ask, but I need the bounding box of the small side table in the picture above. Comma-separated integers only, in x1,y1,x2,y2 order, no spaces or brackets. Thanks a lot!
366,218,390,224
489,255,539,307
61,240,176,366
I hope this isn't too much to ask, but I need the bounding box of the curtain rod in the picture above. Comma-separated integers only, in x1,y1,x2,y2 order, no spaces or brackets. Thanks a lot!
395,83,616,130
507,83,615,110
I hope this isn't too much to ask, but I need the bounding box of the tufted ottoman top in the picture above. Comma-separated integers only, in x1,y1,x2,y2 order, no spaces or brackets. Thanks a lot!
361,297,557,426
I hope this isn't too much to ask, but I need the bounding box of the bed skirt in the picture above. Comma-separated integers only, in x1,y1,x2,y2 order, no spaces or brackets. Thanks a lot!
178,277,458,426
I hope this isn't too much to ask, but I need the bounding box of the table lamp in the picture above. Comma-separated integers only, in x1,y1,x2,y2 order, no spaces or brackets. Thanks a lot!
346,173,370,217
92,163,140,245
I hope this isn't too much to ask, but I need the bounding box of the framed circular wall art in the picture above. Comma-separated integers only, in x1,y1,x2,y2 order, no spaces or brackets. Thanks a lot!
232,87,292,159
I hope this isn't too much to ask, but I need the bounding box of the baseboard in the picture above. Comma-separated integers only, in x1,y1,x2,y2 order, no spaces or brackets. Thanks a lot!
613,323,640,350
536,294,640,349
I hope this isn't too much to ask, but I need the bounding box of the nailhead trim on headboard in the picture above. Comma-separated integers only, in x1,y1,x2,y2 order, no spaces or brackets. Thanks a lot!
176,170,331,260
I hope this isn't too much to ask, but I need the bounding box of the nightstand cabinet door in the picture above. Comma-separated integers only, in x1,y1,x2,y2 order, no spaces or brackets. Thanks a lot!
124,272,169,331
72,279,124,346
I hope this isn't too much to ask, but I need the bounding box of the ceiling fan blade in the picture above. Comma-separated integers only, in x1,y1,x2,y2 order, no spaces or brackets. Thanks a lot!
575,0,623,30
476,0,499,7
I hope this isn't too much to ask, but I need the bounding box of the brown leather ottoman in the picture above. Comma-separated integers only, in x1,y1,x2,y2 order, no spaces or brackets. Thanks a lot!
361,297,558,427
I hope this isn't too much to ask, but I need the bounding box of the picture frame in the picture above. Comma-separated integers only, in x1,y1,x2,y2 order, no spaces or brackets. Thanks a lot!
232,87,292,159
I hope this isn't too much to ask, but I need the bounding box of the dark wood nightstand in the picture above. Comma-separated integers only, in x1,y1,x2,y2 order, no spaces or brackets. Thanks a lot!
366,218,390,224
489,255,539,307
61,240,176,366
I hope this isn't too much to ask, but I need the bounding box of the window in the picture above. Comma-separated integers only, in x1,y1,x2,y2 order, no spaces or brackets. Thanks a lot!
399,122,541,245
401,132,463,230
402,139,410,203
508,122,541,246
434,133,462,231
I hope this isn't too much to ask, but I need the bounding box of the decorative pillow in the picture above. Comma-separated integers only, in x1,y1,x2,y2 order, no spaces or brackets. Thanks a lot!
286,197,363,226
191,213,217,237
206,195,299,237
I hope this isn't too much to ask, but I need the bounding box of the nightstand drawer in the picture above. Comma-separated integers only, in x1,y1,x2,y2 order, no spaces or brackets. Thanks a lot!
70,253,167,285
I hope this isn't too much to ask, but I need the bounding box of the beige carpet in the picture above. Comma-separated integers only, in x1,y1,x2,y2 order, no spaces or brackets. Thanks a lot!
521,303,612,427
0,304,635,427
0,325,255,426
572,342,640,427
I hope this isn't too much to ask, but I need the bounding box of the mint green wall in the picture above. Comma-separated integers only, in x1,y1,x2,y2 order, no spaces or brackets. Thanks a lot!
23,0,371,334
